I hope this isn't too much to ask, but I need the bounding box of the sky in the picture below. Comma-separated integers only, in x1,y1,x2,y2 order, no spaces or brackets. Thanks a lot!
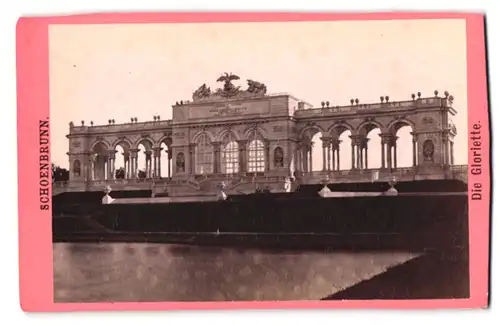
49,19,467,171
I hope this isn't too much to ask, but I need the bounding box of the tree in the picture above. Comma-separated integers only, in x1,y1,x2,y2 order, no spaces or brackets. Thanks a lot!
115,167,125,179
52,163,69,182
138,169,147,179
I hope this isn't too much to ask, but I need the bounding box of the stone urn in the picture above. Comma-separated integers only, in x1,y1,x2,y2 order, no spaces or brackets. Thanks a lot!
386,176,398,196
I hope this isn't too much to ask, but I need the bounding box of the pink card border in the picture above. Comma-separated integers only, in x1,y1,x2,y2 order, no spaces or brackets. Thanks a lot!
16,12,490,312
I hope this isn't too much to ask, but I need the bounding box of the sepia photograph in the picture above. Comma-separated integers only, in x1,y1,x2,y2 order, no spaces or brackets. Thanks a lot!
49,18,470,303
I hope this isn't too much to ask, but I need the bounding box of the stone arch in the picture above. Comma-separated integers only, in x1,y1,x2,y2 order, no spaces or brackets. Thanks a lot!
298,125,325,141
135,137,154,151
192,130,216,144
217,129,240,142
112,138,133,151
328,122,355,139
386,118,415,135
157,136,172,148
90,140,111,153
243,125,268,141
355,120,385,136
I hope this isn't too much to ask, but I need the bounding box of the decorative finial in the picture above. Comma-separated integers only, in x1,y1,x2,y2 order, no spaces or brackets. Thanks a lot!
449,95,454,101
355,98,359,105
134,117,138,123
385,96,389,102
326,101,330,107
108,119,112,124
411,93,416,100
434,90,439,97
444,91,449,98
350,99,354,105
130,117,134,123
321,101,325,108
153,116,157,121
180,100,184,105
81,120,84,126
69,121,74,127
90,121,94,126
175,101,179,105
417,92,421,98
380,96,384,103
157,115,160,120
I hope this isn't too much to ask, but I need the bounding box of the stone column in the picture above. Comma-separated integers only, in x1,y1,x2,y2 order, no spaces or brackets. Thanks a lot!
123,152,130,178
86,154,93,181
364,138,369,169
351,143,355,170
107,150,116,179
130,149,139,178
212,142,221,173
386,141,392,170
302,144,309,172
327,142,331,171
237,140,248,173
153,147,162,178
144,151,151,178
295,143,302,172
412,133,417,167
380,139,386,169
188,144,196,174
264,140,270,172
331,139,340,171
320,137,330,171
445,138,451,166
167,151,172,178
450,141,454,165
308,143,313,172
393,140,398,168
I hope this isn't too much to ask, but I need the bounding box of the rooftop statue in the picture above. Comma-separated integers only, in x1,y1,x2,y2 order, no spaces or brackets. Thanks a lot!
246,79,267,96
190,73,268,102
214,72,241,98
192,83,212,101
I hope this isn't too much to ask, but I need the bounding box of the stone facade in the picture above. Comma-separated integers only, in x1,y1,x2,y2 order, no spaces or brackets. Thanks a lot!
61,75,464,196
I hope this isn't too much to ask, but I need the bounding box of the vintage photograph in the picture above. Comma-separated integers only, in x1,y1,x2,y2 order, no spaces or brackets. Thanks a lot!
50,19,469,302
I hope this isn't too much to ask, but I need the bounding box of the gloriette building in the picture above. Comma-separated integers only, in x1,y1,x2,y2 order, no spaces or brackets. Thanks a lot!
56,73,467,197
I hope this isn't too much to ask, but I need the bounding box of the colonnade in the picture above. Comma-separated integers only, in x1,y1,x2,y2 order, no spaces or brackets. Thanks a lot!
89,147,173,180
295,132,419,173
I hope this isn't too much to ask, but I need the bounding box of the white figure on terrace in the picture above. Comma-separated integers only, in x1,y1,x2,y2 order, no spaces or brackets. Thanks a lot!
216,182,228,201
102,185,115,204
284,177,292,193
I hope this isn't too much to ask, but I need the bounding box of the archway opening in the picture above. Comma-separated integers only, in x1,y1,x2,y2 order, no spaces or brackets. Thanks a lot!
364,126,382,169
160,141,172,178
113,143,128,179
394,125,414,168
194,133,213,175
137,144,147,178
337,130,352,171
310,131,323,172
91,142,109,180
221,132,239,174
247,129,266,173
137,139,154,178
